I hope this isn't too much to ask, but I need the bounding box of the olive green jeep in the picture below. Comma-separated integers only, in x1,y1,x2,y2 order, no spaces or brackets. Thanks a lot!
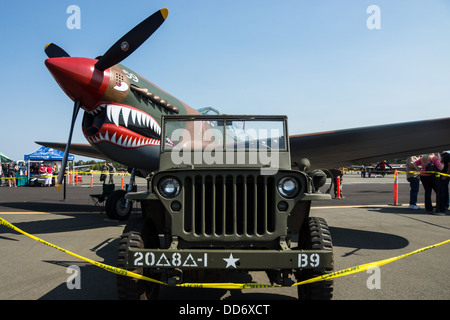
117,115,334,300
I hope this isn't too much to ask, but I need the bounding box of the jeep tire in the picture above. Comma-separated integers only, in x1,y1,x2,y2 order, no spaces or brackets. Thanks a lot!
117,215,161,300
295,217,334,300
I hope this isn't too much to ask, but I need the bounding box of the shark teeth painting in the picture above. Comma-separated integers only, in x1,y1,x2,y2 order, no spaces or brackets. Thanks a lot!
82,102,163,149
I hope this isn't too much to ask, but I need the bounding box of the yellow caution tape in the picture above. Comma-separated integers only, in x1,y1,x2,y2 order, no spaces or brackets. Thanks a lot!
0,216,448,290
0,217,164,286
293,238,450,287
362,169,450,178
4,169,448,180
1,171,130,180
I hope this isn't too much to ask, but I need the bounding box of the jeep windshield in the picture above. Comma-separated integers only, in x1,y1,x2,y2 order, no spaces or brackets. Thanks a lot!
160,115,289,171
162,115,288,152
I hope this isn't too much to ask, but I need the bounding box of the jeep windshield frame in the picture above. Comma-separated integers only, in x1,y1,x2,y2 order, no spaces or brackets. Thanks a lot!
160,115,291,171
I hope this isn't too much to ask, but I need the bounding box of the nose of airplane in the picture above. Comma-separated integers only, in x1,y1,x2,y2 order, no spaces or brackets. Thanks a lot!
45,57,110,109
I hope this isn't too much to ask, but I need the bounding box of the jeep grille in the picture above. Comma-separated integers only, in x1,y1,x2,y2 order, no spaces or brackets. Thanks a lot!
183,174,276,238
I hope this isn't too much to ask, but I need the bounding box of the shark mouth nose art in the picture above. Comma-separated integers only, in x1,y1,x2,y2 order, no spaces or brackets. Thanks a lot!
82,103,162,148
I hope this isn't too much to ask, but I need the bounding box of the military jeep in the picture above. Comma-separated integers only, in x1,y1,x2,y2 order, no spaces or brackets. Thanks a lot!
117,115,334,300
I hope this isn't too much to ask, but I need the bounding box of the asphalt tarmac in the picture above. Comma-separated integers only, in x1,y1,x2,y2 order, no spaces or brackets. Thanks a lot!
0,173,449,301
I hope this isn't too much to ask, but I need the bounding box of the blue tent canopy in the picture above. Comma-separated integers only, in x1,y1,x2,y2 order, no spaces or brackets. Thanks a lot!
24,147,74,161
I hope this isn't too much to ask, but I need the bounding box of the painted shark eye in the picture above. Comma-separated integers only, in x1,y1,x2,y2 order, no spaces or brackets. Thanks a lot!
113,81,129,92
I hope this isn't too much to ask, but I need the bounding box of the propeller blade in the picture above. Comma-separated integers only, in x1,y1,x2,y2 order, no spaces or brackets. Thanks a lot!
44,43,70,58
56,100,81,191
95,8,168,71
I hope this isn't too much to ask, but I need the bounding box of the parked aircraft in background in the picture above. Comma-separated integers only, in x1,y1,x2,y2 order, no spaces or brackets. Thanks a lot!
39,8,450,218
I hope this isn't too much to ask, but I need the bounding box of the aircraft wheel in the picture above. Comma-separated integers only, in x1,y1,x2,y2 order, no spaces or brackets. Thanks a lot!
295,217,334,300
117,215,161,300
105,190,132,220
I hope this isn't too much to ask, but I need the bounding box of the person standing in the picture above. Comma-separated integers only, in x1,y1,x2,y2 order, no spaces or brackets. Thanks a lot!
53,163,59,186
45,163,53,187
361,165,366,178
108,163,115,184
374,160,393,177
13,162,20,186
406,155,421,210
18,162,27,187
438,151,450,213
31,163,39,175
39,163,47,175
414,154,444,214
8,162,17,187
100,162,108,183
2,163,8,185
329,168,343,198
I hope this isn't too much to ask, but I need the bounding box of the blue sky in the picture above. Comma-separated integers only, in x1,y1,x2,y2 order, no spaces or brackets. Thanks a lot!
1,0,450,161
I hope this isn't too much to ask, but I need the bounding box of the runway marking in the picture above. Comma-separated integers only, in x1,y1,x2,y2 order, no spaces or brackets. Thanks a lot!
312,205,401,209
312,203,427,210
0,211,50,215
0,212,97,215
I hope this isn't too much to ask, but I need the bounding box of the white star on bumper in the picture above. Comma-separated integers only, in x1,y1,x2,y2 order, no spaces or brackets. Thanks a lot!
223,253,240,268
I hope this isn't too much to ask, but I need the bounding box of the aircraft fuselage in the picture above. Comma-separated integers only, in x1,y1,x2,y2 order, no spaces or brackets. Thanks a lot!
46,57,199,171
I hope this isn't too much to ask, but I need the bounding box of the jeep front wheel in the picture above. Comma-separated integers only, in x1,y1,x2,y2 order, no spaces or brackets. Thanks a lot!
295,217,334,300
116,215,161,300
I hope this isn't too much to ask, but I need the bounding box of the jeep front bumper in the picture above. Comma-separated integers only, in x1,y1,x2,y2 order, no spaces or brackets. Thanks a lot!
128,248,332,270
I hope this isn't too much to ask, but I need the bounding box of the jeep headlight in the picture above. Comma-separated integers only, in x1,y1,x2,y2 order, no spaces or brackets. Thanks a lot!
277,177,299,198
158,177,181,198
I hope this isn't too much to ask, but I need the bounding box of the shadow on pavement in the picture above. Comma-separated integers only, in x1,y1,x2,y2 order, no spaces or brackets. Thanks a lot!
329,226,409,257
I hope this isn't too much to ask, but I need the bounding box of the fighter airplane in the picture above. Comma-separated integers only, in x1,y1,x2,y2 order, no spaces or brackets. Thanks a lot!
40,8,450,218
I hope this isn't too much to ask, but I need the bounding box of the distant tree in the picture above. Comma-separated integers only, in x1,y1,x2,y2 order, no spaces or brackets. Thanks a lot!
90,160,126,171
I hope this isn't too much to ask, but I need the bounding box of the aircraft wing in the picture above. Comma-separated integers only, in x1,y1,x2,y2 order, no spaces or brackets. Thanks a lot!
35,141,110,161
289,117,450,170
36,117,450,170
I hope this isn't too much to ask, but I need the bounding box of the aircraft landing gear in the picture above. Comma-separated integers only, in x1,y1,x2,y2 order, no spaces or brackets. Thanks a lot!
105,168,136,220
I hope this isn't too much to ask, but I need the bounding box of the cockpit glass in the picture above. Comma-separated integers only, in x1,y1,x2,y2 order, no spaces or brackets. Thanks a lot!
163,117,286,152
